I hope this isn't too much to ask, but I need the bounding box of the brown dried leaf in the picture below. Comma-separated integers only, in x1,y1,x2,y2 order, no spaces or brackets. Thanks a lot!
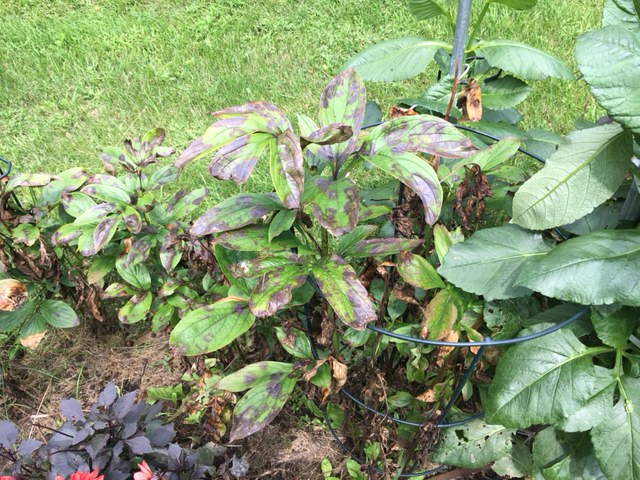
0,279,28,311
20,331,46,349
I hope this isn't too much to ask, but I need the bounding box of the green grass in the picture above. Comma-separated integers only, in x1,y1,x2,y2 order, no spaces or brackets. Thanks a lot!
0,0,602,202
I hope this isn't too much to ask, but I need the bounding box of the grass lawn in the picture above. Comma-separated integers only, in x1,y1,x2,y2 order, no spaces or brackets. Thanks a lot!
1,0,602,202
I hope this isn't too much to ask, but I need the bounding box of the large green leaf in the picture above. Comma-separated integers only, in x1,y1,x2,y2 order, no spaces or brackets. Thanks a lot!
591,376,640,480
516,230,640,306
303,176,359,236
481,76,532,110
250,264,308,317
190,193,282,236
342,37,449,82
408,0,448,20
433,419,516,468
118,292,152,324
170,298,256,355
312,254,377,330
365,151,443,225
397,252,446,290
39,300,79,328
218,361,293,392
603,0,640,30
489,0,537,9
591,305,639,348
577,26,640,133
438,225,551,300
511,124,631,229
475,39,573,80
228,371,297,441
485,329,597,427
116,257,151,290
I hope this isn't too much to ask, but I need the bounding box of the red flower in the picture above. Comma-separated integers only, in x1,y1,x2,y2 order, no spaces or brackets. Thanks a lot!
54,469,104,480
133,460,159,480
0,476,16,480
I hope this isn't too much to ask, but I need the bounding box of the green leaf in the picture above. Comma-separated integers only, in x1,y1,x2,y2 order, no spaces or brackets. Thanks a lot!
149,165,179,186
481,76,532,109
561,202,622,235
312,254,377,330
250,264,308,317
118,292,152,324
397,252,446,290
342,37,450,82
81,184,131,204
591,305,639,348
73,203,118,226
93,216,120,253
170,298,256,355
433,419,516,468
577,26,640,133
228,371,297,441
303,176,359,236
217,361,294,392
61,192,97,218
489,0,537,9
212,225,303,252
365,151,443,225
423,288,458,339
492,438,533,478
408,0,448,20
476,39,573,80
213,245,251,294
190,193,282,236
268,209,296,241
603,0,640,30
533,429,605,480
39,300,79,328
591,376,640,480
343,238,423,258
511,124,631,229
275,327,313,359
116,257,151,290
485,329,598,427
334,225,378,256
270,130,304,209
438,225,551,301
77,227,97,256
448,138,521,182
0,301,35,333
167,188,208,220
433,224,461,263
151,303,175,332
516,230,640,306
12,224,39,247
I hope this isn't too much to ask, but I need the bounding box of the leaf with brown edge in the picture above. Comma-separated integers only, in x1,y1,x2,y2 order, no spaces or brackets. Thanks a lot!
300,123,353,149
421,289,458,340
250,265,308,317
303,176,359,237
228,252,304,278
20,331,46,350
363,115,476,158
93,216,120,253
343,238,423,258
212,101,291,132
318,68,367,166
212,225,304,252
190,193,282,236
228,371,297,441
397,252,446,290
218,361,294,392
312,254,377,330
271,130,304,208
208,133,273,184
364,150,443,225
118,292,152,324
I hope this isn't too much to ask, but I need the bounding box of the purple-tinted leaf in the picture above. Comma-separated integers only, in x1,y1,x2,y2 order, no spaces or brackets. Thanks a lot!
159,232,181,272
6,173,55,190
118,292,152,324
93,216,120,253
81,184,131,204
229,252,304,278
250,265,308,317
167,443,183,470
366,151,443,224
213,225,303,252
149,165,179,187
103,282,133,298
125,435,153,455
300,123,353,149
218,361,294,392
166,188,208,220
73,203,118,226
77,228,97,256
86,433,110,458
0,420,18,447
112,391,137,420
61,192,97,218
98,383,118,407
209,132,273,184
71,426,92,445
52,224,84,245
344,237,423,258
271,130,304,208
213,101,290,131
12,223,39,246
318,68,367,166
303,176,359,236
147,423,176,447
312,254,377,330
125,238,153,268
120,420,138,440
87,174,129,190
40,300,79,328
334,225,379,256
60,398,85,422
190,193,282,236
122,206,143,234
170,298,256,355
229,372,297,441
122,400,147,425
17,438,42,457
364,115,476,158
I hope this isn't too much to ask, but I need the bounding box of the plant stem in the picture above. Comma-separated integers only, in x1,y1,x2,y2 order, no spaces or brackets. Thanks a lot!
466,2,490,51
321,229,329,257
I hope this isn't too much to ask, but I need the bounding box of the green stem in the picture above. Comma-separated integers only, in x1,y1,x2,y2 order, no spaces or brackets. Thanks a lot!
466,2,490,51
614,348,632,409
321,229,329,257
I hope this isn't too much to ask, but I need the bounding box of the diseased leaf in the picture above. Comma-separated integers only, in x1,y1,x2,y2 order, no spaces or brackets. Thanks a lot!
118,292,152,324
485,329,597,427
218,361,294,392
229,252,304,278
61,192,97,218
40,300,79,328
159,233,181,272
190,193,282,236
342,37,449,82
511,124,631,229
397,252,446,290
422,288,457,340
170,298,256,355
334,225,378,257
250,265,308,317
516,230,640,306
81,184,131,204
87,256,115,285
149,165,179,186
300,123,353,149
344,238,423,258
93,216,120,253
52,224,84,245
312,254,377,330
449,138,521,179
6,173,55,190
73,203,118,226
208,132,273,184
366,151,443,224
229,372,297,441
12,224,39,246
125,238,153,268
303,176,359,236
271,130,304,208
166,188,208,220
212,225,303,252
438,225,551,300
213,245,251,294
433,419,516,468
116,257,151,290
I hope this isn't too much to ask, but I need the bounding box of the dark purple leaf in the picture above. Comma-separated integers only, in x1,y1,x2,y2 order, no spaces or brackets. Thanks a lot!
300,123,353,149
167,442,184,470
312,254,377,330
318,68,367,166
60,398,85,422
345,238,423,258
125,435,153,455
159,232,181,272
86,433,110,458
303,176,359,236
363,115,476,158
0,420,18,447
93,216,120,253
270,130,304,208
250,265,308,317
366,151,443,224
112,391,137,420
147,423,175,447
71,426,92,445
121,421,138,440
98,383,118,407
190,193,282,236
17,438,42,457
